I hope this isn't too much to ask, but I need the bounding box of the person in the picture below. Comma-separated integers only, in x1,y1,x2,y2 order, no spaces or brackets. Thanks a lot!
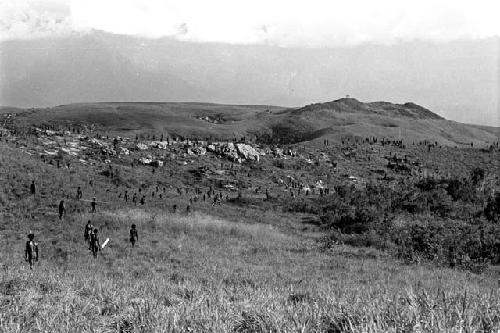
25,233,39,269
140,195,145,205
173,204,177,213
132,193,137,206
186,204,191,215
58,200,66,220
130,224,138,247
124,190,129,202
84,220,93,249
91,197,96,213
30,181,36,198
76,186,82,200
90,228,101,258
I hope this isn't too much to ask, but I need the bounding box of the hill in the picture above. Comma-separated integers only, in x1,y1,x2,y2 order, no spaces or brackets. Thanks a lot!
1,106,500,331
4,99,499,147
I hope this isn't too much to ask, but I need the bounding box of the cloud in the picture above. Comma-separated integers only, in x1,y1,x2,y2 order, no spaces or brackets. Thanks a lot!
1,0,499,46
0,0,74,40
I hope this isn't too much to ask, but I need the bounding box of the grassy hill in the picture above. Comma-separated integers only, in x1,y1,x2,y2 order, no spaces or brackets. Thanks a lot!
1,141,499,332
1,100,500,331
5,99,499,147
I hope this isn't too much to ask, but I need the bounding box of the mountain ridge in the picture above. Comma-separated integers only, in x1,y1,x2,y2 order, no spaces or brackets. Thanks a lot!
2,99,498,147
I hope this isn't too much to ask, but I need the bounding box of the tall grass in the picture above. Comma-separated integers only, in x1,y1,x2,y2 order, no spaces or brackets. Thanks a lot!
1,208,499,332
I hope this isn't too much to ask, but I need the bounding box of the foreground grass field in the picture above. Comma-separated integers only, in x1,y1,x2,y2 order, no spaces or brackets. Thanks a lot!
1,133,500,332
1,208,500,332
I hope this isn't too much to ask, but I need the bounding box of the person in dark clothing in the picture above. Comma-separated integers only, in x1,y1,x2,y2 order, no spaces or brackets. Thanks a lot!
90,229,101,258
58,200,66,220
132,193,137,205
76,186,82,200
25,233,39,269
130,224,138,247
84,220,93,249
30,181,36,198
91,197,96,213
124,190,129,202
140,195,145,205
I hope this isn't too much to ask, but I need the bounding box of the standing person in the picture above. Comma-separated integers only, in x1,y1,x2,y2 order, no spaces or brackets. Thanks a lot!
58,200,66,220
124,190,129,202
140,195,145,205
83,220,93,249
130,224,138,247
25,233,39,270
90,229,101,258
30,181,36,198
76,186,82,200
91,197,96,213
132,193,137,206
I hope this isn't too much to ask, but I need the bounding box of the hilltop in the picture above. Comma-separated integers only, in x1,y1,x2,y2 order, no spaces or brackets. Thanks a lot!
4,99,499,147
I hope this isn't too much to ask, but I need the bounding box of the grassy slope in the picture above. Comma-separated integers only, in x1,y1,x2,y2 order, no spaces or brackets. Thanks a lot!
8,101,500,146
1,141,500,332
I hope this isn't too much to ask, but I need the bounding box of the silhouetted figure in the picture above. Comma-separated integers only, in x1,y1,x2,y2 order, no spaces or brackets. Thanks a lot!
91,197,96,213
30,181,36,198
130,224,138,247
132,193,137,206
76,186,82,200
58,200,66,220
84,220,93,249
124,190,129,202
90,229,100,258
140,195,145,205
25,233,39,269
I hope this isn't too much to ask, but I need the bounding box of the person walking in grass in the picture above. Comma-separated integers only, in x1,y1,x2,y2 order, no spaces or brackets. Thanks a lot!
84,220,93,249
130,224,138,247
76,186,82,200
30,180,36,198
90,228,101,258
25,233,39,269
58,200,66,220
91,197,96,213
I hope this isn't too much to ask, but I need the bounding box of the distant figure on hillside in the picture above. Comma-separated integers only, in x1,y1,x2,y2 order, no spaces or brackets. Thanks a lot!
58,200,66,220
140,195,145,205
91,197,96,213
76,186,82,200
124,190,129,202
130,224,138,247
30,181,36,198
186,204,191,215
90,229,101,258
25,233,39,270
132,193,137,206
173,204,177,213
84,220,93,249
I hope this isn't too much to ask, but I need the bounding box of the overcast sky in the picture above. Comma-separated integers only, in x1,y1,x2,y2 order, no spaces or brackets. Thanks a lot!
1,0,500,46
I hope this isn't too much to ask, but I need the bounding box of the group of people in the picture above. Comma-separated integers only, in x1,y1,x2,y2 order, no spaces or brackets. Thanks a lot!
24,222,139,269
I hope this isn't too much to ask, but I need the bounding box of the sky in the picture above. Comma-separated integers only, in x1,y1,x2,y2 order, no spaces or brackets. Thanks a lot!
1,0,500,46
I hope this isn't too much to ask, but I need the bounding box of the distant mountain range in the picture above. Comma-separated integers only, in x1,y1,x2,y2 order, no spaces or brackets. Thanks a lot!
1,32,498,126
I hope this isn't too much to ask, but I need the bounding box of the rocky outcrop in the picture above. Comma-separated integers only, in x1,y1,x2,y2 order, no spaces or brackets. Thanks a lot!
235,144,259,161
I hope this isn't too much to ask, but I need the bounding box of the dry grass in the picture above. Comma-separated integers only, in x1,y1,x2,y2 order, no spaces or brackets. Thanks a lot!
1,138,500,332
1,208,499,332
